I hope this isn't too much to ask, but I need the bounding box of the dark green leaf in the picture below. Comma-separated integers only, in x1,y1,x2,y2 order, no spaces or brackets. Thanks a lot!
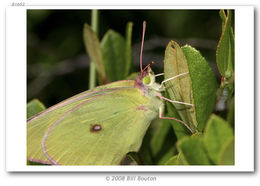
125,22,133,77
83,23,107,82
101,30,127,81
216,10,234,76
125,152,140,165
227,97,235,128
27,160,49,165
27,99,46,119
204,114,234,164
139,119,176,165
165,100,191,140
182,45,218,131
178,137,211,165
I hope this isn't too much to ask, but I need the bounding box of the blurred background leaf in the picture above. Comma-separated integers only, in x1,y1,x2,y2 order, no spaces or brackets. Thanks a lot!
83,23,107,83
27,9,222,108
101,22,133,82
216,10,234,76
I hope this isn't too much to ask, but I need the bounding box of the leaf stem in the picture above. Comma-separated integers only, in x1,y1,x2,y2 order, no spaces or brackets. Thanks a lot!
89,9,99,89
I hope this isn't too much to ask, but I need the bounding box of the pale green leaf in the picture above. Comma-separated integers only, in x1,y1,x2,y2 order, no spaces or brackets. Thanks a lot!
204,114,234,164
83,23,107,82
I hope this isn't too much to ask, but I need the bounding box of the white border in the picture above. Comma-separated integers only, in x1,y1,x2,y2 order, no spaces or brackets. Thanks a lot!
5,6,254,172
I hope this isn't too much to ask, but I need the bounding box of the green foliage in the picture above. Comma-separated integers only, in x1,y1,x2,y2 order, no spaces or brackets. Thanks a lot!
216,10,235,100
164,41,218,135
219,137,234,165
182,45,218,131
83,22,133,83
178,137,212,165
227,97,235,128
27,99,46,119
138,119,176,165
216,10,234,76
165,99,191,140
204,115,234,164
165,114,234,165
83,23,107,83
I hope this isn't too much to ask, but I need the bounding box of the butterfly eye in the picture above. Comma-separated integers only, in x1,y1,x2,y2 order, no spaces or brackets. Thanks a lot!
142,76,151,85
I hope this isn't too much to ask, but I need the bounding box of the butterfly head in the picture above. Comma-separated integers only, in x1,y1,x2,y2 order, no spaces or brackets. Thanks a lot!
134,66,156,91
142,66,155,86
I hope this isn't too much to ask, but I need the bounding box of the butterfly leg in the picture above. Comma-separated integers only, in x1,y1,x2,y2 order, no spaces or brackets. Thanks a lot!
154,73,164,77
158,106,193,133
158,72,189,90
156,94,194,107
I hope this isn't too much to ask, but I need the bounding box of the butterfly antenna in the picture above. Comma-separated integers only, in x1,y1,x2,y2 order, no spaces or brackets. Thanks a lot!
140,21,146,72
142,61,155,72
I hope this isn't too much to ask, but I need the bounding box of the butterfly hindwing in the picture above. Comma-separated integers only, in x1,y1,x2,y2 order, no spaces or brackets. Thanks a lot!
27,80,135,164
27,80,159,165
42,88,157,165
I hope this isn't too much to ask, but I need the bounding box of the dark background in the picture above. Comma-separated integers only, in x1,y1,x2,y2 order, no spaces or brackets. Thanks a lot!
27,9,222,107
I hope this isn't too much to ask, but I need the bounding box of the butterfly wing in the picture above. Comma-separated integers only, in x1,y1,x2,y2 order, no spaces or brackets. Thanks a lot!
27,81,159,165
27,80,135,164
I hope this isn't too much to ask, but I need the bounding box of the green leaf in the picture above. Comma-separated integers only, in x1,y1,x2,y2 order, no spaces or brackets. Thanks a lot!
177,137,211,165
27,160,49,165
164,41,198,133
101,23,133,82
101,30,126,81
218,137,234,165
126,152,140,165
27,99,46,119
227,97,235,128
164,154,180,165
164,41,218,133
125,22,133,77
216,10,234,76
204,114,234,164
83,23,107,83
139,119,176,165
165,100,191,140
182,45,218,131
163,153,187,165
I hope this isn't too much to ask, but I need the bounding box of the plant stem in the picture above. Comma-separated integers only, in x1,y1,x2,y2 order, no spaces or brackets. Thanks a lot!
89,9,99,89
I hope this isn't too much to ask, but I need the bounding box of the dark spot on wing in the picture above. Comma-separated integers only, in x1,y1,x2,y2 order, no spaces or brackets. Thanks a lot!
171,44,175,49
90,124,102,133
